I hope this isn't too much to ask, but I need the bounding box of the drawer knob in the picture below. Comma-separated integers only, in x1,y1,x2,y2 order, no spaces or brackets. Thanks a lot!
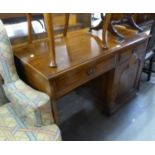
87,68,96,76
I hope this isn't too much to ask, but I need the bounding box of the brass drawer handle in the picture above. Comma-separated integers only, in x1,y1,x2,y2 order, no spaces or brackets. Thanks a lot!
87,68,96,76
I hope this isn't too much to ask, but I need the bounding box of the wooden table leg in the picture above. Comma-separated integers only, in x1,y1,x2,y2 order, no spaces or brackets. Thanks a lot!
43,13,57,67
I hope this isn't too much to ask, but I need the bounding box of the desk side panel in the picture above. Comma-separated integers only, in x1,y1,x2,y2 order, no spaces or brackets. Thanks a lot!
14,56,53,98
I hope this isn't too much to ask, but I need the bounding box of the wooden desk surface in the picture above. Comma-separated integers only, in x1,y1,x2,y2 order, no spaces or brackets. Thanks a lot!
13,26,150,80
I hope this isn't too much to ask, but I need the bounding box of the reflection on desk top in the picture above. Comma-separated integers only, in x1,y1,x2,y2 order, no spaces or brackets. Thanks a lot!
13,26,150,79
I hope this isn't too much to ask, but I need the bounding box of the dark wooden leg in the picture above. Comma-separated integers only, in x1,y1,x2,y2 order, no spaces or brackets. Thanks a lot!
101,13,105,20
147,56,154,81
36,19,44,28
89,20,104,32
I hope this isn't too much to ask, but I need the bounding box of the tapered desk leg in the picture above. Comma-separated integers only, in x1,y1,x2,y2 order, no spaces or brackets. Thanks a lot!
43,13,57,67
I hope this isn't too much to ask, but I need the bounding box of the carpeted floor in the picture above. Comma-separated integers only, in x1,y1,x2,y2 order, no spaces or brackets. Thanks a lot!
59,71,155,141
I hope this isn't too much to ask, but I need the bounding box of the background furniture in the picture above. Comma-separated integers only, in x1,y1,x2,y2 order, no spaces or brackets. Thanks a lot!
136,14,155,24
90,13,143,45
142,19,155,81
143,51,154,81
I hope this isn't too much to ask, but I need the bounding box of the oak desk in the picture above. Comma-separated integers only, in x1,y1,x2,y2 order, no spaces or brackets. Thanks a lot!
13,27,150,124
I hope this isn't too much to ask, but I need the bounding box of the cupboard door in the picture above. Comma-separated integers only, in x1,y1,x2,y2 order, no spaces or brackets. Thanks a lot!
102,41,148,114
117,50,141,99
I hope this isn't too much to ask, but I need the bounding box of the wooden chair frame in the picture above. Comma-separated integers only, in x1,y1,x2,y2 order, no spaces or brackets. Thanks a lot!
26,13,70,67
90,13,112,49
90,13,143,49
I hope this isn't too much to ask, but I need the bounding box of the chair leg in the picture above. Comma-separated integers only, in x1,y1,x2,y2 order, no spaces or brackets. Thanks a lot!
137,71,142,90
26,13,33,44
147,56,154,81
63,13,70,37
43,13,57,67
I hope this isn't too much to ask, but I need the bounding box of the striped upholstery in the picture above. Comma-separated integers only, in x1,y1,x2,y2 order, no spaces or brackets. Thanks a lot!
0,20,54,127
0,103,61,141
3,80,54,127
0,21,19,83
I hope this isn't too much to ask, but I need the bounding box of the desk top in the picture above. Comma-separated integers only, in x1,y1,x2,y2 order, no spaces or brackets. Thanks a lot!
13,26,150,79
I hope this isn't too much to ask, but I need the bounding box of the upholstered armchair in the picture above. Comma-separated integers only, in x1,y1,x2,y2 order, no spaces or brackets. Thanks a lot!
0,20,61,140
0,19,54,127
0,77,61,140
